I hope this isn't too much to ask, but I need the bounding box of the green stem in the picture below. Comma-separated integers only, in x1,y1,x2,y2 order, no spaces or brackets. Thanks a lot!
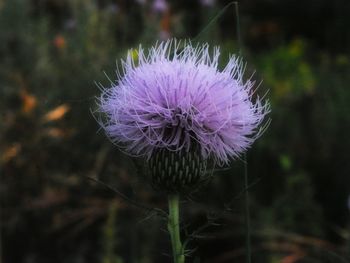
168,194,185,263
244,153,252,263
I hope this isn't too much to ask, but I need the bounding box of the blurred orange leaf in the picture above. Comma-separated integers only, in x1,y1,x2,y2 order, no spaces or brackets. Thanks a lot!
20,89,37,114
161,10,171,32
43,104,70,122
53,35,66,49
25,188,69,209
44,127,73,138
2,143,21,163
281,252,305,263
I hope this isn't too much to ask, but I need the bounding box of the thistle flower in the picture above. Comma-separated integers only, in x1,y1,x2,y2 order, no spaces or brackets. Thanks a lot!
200,0,216,7
152,0,168,13
97,40,269,191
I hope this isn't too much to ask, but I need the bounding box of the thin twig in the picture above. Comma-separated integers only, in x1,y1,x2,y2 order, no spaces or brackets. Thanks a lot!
85,176,168,218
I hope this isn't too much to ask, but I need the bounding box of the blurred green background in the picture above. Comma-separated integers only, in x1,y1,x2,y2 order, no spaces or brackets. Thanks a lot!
1,0,350,262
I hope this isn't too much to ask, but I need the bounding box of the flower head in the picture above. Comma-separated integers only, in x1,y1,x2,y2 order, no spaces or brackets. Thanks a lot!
98,40,269,166
200,0,216,7
152,0,168,13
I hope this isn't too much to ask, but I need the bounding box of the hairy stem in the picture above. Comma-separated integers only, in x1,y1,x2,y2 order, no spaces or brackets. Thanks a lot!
168,194,185,263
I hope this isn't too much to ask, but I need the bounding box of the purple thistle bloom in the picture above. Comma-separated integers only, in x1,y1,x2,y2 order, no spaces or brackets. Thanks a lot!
152,0,168,13
98,40,269,165
200,0,216,7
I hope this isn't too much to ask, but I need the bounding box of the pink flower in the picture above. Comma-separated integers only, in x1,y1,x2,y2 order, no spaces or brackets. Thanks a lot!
98,40,269,165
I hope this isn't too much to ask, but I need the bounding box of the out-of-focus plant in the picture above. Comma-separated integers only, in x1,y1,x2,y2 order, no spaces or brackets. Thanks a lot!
102,202,123,263
256,39,316,104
